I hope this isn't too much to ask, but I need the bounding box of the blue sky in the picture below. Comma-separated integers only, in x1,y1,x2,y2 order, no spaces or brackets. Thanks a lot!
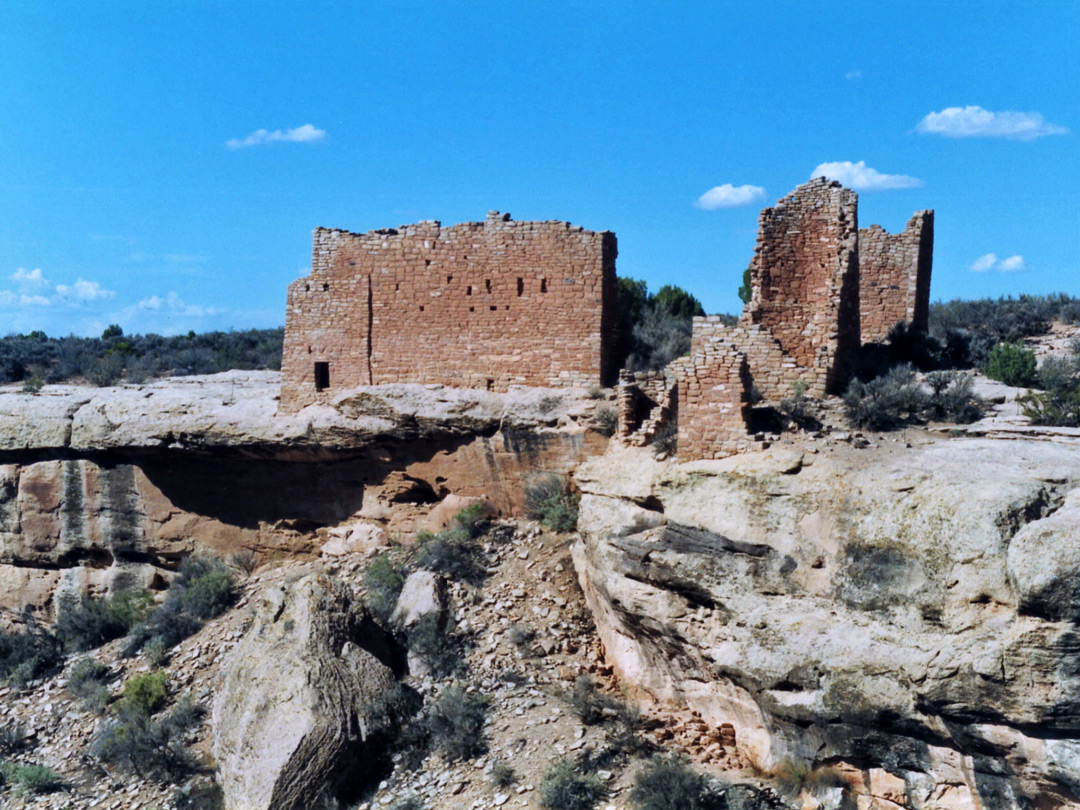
0,1,1075,337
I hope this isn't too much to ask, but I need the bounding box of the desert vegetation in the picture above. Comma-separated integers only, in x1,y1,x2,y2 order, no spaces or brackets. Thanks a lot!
0,326,282,387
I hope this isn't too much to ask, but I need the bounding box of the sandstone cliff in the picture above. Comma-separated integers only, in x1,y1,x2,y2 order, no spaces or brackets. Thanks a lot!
574,439,1080,808
0,372,609,618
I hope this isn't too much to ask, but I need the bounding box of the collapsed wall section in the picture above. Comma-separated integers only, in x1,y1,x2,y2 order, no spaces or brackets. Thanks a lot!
671,317,755,461
742,178,860,397
858,211,934,343
282,212,618,411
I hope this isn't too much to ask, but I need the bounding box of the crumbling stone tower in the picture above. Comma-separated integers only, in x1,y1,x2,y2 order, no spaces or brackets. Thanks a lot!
742,177,861,398
859,211,934,343
619,178,935,462
280,212,619,412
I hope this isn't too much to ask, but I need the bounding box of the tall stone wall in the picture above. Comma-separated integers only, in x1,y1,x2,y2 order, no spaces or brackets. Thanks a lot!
281,211,619,412
859,211,934,343
742,178,860,397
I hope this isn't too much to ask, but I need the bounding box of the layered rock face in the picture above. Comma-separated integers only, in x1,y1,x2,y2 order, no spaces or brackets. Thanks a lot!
0,372,607,618
574,441,1080,808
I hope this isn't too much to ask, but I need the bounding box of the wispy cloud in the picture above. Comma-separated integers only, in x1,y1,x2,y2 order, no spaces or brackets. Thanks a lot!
11,267,50,289
55,279,115,301
811,160,923,191
916,106,1068,140
225,124,327,149
845,69,862,80
694,183,767,210
970,253,1026,273
0,268,115,308
138,292,221,317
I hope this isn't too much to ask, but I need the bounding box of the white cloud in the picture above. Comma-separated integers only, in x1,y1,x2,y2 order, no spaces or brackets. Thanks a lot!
55,279,115,301
226,123,327,149
10,267,50,289
916,106,1068,140
694,183,767,210
19,294,52,307
970,253,1026,273
138,292,220,317
811,160,923,191
845,70,862,80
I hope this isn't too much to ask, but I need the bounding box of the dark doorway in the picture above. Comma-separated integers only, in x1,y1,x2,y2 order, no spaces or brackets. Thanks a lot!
314,362,330,392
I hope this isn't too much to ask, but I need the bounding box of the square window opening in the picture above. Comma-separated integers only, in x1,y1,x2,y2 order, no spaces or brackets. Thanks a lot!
314,362,330,392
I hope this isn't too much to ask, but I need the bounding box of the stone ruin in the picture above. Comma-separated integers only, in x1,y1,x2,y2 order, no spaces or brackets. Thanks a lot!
619,177,934,461
280,180,932,462
280,211,619,412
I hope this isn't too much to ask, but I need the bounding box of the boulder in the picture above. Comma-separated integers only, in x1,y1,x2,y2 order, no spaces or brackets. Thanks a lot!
213,574,403,810
390,570,447,629
321,522,388,557
420,494,495,535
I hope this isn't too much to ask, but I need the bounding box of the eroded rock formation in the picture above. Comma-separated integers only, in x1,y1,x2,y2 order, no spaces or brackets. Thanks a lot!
0,372,608,618
212,574,405,810
574,441,1080,807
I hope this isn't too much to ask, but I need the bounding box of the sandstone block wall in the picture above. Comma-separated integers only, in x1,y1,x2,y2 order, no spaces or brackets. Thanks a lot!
672,321,754,461
859,210,934,343
282,211,618,411
616,370,676,448
742,178,860,396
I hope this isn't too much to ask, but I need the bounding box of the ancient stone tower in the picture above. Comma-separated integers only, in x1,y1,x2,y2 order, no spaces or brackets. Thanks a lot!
618,178,935,462
280,212,619,412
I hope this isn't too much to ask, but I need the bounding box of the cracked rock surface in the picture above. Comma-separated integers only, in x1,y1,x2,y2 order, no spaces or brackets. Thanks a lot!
574,439,1080,808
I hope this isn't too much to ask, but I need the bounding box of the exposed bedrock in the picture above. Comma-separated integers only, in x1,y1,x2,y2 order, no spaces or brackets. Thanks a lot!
0,373,607,617
573,442,1080,808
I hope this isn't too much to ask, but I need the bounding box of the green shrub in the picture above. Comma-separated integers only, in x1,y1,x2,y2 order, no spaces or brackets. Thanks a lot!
0,625,62,686
843,364,929,430
413,529,487,585
93,695,204,778
984,342,1038,387
539,758,607,810
425,685,487,761
56,590,153,652
524,475,580,533
593,404,618,437
363,552,406,622
21,376,43,394
1020,386,1080,427
0,722,28,754
1037,355,1080,395
490,759,517,788
177,556,237,619
125,554,234,657
568,675,621,726
631,754,720,810
387,795,423,810
1,761,63,793
651,421,678,456
452,503,490,539
68,657,111,714
406,613,462,677
122,671,168,716
924,371,986,423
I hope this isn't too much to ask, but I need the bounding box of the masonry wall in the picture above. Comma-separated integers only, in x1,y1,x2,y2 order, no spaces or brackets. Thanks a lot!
281,212,618,411
673,318,755,461
859,211,934,343
741,178,860,397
